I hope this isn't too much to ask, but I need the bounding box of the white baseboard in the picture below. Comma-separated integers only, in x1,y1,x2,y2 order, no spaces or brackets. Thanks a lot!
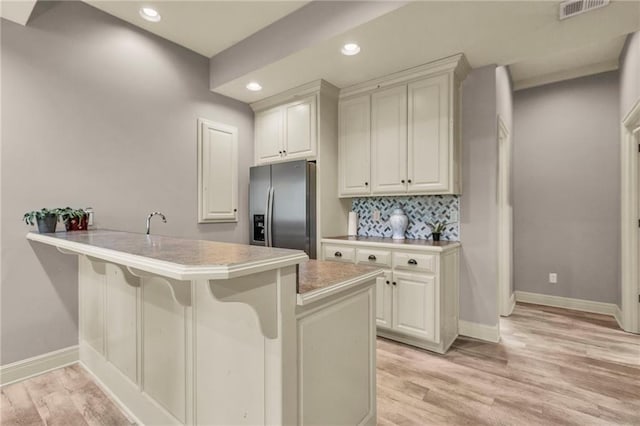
0,345,79,386
614,304,624,330
515,291,617,316
507,293,516,316
458,320,500,343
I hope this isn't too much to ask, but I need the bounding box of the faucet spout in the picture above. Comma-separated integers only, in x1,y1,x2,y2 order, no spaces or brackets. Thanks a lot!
146,212,167,235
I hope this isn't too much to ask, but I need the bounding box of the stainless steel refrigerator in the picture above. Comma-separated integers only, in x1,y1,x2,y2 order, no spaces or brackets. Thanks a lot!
249,160,317,259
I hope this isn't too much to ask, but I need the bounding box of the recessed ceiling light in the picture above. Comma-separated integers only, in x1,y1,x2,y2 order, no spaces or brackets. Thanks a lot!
139,7,161,22
341,43,361,56
246,82,262,92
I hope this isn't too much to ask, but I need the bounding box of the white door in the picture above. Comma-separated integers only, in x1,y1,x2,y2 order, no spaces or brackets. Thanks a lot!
339,95,371,196
371,85,407,195
407,74,450,193
284,95,316,160
198,119,238,223
375,270,393,328
255,107,283,164
392,271,437,342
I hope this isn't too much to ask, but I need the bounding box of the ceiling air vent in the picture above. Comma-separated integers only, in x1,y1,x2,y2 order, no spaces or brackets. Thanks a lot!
559,0,609,20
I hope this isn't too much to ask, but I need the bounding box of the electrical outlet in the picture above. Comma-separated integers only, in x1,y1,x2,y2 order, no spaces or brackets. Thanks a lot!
549,273,558,284
373,209,381,221
450,210,459,222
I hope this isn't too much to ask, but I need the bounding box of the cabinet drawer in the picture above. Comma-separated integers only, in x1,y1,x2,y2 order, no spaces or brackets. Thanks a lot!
393,251,436,273
323,245,355,263
356,248,392,267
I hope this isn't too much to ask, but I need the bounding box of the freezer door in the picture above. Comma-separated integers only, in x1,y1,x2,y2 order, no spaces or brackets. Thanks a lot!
271,160,314,256
249,165,271,246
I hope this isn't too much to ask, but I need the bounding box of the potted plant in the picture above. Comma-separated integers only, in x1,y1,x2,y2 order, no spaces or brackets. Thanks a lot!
23,208,59,233
426,220,451,242
58,207,88,231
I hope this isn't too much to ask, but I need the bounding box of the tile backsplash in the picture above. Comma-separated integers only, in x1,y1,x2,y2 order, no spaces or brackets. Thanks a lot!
351,195,459,240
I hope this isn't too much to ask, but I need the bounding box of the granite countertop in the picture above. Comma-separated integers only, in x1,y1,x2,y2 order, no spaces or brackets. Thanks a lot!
297,260,382,296
324,235,460,249
27,230,308,280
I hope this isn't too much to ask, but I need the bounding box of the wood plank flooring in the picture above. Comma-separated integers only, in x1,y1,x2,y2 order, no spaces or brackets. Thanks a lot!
1,303,638,425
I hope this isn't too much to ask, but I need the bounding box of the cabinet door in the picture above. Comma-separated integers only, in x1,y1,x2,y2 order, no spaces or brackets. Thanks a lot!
339,95,371,196
375,270,393,329
198,119,238,223
392,271,437,342
255,107,284,164
407,74,450,193
284,96,316,160
371,85,408,195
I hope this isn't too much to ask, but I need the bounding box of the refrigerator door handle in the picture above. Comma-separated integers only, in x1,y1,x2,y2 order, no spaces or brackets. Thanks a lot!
266,186,274,247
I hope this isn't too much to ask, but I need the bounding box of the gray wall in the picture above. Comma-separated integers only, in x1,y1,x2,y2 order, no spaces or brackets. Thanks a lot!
460,65,500,327
513,71,620,304
620,31,640,118
1,1,254,364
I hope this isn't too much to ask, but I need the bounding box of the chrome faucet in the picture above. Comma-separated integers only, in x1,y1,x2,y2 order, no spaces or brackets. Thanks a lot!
146,212,167,235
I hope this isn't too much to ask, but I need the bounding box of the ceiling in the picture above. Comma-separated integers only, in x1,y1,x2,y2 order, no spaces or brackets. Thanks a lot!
1,0,37,25
84,1,308,57
82,1,640,102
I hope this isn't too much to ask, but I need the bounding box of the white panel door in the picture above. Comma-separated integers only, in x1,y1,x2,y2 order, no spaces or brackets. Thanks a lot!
255,108,284,164
392,271,437,342
339,94,371,196
198,118,238,223
375,270,393,328
284,95,316,160
407,74,450,193
371,85,407,195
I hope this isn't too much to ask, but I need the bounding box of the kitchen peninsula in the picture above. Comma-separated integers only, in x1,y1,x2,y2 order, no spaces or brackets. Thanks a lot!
27,230,381,426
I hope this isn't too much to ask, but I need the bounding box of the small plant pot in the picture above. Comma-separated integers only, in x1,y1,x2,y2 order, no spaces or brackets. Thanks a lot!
36,214,58,233
431,232,441,242
65,214,88,231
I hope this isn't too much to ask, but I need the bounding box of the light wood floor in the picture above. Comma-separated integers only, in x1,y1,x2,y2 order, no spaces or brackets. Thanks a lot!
2,303,639,426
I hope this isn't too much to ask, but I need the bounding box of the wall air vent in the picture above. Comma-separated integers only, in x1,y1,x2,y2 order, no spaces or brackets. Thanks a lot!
559,0,610,20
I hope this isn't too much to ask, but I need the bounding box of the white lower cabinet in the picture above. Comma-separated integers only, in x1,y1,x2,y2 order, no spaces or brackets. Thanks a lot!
322,239,459,353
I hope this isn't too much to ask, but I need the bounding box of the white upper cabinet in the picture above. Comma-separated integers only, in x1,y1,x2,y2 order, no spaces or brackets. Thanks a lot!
253,95,317,165
198,119,238,223
407,74,451,193
339,94,371,196
255,108,283,164
371,85,407,195
337,54,468,197
284,96,316,159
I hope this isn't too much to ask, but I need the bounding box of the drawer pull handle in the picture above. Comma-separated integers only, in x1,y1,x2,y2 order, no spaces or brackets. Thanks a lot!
408,259,418,265
368,255,377,261
334,251,342,258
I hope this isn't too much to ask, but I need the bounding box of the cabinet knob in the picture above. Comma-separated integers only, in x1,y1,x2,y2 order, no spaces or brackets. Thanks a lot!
386,280,390,285
368,254,377,261
392,281,397,286
278,150,282,154
408,259,418,265
282,150,287,155
334,251,342,258
408,179,412,183
233,208,237,212
365,182,369,186
401,179,405,184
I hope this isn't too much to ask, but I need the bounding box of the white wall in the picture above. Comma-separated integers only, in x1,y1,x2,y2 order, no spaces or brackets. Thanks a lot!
1,2,254,364
513,71,620,304
459,65,500,327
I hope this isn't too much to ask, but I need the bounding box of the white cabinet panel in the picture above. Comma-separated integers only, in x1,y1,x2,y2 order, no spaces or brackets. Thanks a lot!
80,257,105,355
375,270,393,328
105,264,138,383
339,95,371,196
198,119,238,223
142,278,186,423
356,247,392,268
392,251,437,273
392,271,437,342
284,96,316,159
408,74,450,193
255,108,284,164
371,86,407,195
